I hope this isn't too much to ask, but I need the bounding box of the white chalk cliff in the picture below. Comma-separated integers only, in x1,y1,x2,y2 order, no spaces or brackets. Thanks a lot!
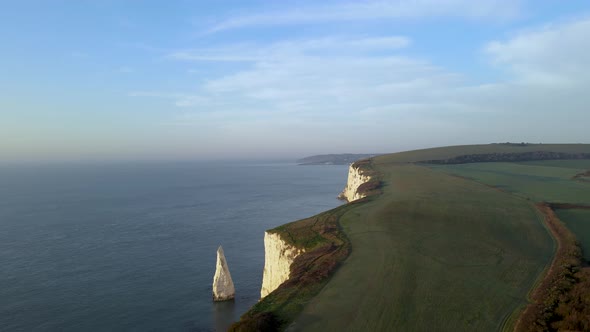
260,232,305,299
338,163,372,202
258,163,370,300
212,246,235,301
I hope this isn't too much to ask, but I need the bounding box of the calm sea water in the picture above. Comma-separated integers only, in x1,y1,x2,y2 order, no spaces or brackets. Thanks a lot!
0,161,348,331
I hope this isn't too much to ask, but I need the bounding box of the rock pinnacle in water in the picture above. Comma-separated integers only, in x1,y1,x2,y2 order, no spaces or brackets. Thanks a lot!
212,245,235,301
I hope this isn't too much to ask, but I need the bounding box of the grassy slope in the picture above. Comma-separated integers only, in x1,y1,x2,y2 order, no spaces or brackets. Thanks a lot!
553,209,590,261
426,158,590,330
288,144,590,331
290,163,553,331
431,160,590,257
430,162,590,204
515,159,590,169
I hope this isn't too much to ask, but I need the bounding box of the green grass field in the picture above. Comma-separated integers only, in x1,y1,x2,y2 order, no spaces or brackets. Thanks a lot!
430,161,590,204
430,159,590,270
290,163,553,331
555,209,590,261
515,159,590,169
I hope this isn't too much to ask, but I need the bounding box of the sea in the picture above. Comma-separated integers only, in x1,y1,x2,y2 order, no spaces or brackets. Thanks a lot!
0,161,348,331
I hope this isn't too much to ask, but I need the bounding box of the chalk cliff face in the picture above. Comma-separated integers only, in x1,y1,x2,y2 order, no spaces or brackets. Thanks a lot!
258,163,369,299
338,163,372,202
212,246,235,301
260,232,304,299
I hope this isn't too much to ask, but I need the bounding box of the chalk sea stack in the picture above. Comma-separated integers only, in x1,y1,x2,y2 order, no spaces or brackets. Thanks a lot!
212,246,235,301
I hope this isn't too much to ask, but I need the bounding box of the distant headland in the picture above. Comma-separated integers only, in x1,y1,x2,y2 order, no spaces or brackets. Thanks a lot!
297,153,380,165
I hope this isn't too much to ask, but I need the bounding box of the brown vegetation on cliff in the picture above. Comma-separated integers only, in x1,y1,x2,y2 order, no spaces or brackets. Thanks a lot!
351,158,382,198
515,203,590,332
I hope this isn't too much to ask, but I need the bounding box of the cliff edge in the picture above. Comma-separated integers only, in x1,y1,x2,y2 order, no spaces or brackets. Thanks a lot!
230,159,378,331
259,160,377,300
338,159,381,202
260,232,305,299
338,163,372,202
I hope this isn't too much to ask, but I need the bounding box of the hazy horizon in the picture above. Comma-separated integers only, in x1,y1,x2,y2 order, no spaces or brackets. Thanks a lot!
2,1,590,161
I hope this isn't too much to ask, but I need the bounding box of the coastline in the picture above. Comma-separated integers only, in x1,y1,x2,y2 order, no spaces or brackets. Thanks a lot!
229,160,377,331
0,161,350,331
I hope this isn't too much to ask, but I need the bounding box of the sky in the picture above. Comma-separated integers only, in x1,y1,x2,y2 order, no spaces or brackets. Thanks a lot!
1,0,590,161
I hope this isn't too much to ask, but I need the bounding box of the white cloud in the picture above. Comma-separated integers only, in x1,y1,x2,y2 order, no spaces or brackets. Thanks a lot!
206,0,523,33
485,17,590,84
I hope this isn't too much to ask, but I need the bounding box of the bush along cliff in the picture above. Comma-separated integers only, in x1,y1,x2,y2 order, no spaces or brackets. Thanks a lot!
229,160,380,331
515,204,590,331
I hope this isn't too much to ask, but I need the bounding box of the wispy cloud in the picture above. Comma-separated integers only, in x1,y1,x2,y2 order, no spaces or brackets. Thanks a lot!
206,0,523,33
137,16,590,152
148,34,463,129
128,91,183,98
128,91,209,108
169,36,410,62
485,17,590,84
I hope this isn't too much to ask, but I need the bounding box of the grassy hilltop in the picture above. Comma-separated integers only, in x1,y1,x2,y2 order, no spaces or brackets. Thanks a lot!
231,144,590,331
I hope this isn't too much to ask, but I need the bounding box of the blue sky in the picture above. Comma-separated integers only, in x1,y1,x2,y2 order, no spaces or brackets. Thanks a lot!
1,0,590,161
